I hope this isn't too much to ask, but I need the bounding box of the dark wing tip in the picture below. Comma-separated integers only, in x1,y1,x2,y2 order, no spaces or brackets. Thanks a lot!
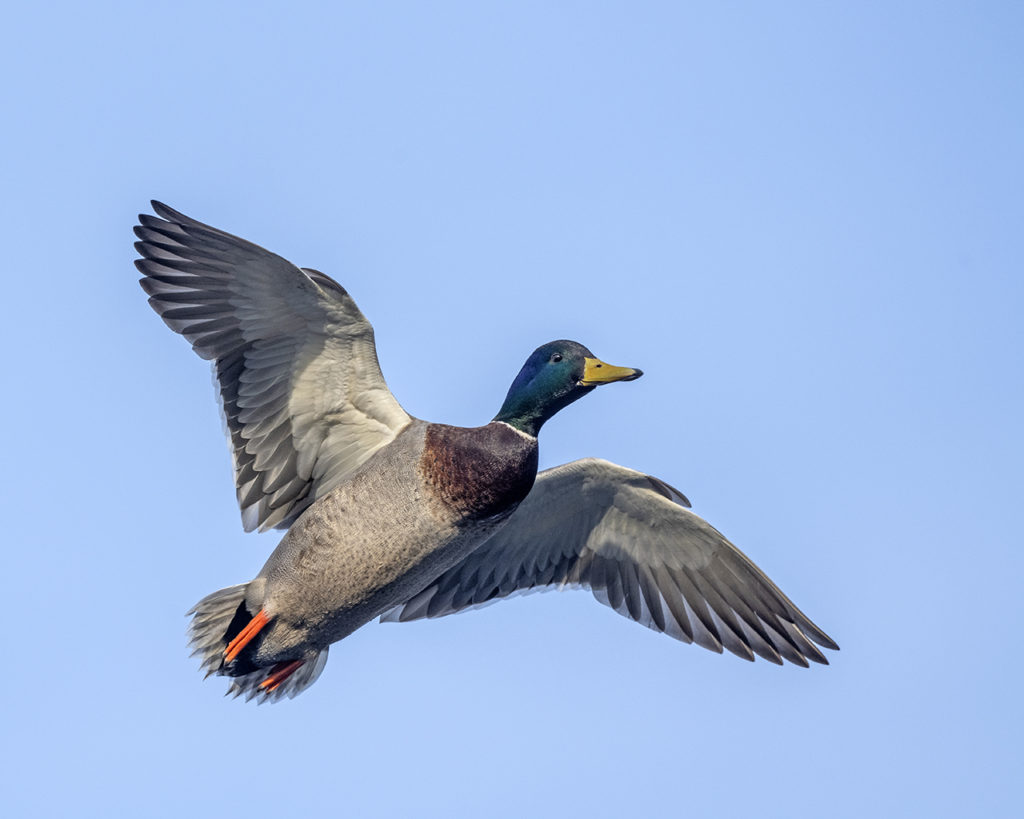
150,199,173,217
139,200,166,224
148,200,199,228
645,475,691,508
794,615,840,653
301,268,350,298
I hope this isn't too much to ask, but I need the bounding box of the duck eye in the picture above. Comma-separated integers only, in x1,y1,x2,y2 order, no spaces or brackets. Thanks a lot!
550,353,563,363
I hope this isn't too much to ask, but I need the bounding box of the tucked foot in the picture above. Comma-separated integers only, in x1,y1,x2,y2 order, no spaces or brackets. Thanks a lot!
223,649,329,703
224,608,270,663
259,660,306,693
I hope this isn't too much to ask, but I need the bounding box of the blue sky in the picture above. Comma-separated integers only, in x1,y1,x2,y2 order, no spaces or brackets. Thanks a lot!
3,2,1021,816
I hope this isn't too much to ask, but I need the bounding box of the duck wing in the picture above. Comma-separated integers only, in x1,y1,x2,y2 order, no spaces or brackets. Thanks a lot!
135,201,411,532
383,458,838,666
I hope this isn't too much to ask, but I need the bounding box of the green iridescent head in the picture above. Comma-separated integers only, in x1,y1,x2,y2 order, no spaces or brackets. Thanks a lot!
492,340,642,437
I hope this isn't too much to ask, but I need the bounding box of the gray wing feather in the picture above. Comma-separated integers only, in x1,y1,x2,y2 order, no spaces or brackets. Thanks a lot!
136,201,411,532
382,458,838,666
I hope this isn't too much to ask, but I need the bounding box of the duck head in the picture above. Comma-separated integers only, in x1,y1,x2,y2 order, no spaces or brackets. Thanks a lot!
493,340,642,437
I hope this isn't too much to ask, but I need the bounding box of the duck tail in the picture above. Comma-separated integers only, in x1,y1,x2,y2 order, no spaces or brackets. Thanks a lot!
187,582,252,677
186,583,329,703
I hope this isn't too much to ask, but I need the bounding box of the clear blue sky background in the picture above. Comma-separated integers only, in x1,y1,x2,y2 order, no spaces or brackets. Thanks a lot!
3,3,1021,817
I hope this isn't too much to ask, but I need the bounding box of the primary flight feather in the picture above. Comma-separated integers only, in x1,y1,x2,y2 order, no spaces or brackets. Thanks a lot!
135,201,837,702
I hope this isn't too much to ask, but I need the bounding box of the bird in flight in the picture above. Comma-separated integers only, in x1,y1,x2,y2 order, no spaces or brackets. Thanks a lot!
135,202,838,702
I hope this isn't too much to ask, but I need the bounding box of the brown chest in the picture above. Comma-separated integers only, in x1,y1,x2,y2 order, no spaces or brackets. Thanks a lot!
420,422,539,522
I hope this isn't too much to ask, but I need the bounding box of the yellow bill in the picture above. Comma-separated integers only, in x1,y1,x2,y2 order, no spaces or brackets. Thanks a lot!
580,357,643,386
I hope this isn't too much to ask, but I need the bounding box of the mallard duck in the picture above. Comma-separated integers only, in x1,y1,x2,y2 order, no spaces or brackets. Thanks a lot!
135,201,838,702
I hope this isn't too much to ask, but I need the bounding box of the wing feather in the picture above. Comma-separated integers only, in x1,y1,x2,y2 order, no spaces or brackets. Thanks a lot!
136,201,411,532
382,458,837,666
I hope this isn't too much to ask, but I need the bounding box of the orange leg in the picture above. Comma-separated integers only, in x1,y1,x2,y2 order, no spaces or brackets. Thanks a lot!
223,609,270,664
259,659,305,692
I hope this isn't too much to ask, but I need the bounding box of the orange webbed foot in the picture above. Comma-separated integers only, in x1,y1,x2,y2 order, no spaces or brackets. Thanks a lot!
223,608,270,664
259,659,305,692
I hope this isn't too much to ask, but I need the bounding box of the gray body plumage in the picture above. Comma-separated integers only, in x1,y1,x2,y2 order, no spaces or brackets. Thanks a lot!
246,420,536,663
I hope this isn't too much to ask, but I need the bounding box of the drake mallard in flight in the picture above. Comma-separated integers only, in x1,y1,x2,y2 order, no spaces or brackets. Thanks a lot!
135,202,838,702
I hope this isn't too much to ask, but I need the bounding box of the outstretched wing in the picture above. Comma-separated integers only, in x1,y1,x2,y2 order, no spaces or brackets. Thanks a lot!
383,458,838,666
135,201,411,532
